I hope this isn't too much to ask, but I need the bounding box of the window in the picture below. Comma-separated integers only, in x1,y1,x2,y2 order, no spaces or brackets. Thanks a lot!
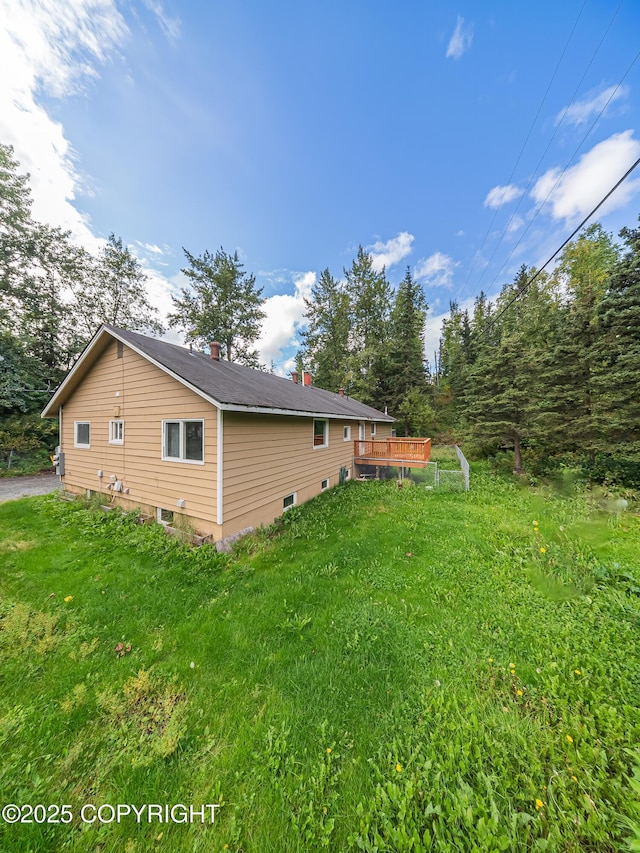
157,507,174,524
74,421,91,448
359,422,365,441
321,478,329,491
283,492,296,510
313,419,328,448
343,425,351,441
109,420,124,445
371,423,377,437
162,419,204,463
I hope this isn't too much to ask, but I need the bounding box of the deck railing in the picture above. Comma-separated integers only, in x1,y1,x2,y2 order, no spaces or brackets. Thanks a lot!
354,437,431,464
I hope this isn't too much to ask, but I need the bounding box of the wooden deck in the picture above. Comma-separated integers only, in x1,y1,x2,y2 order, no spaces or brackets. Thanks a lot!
354,438,432,468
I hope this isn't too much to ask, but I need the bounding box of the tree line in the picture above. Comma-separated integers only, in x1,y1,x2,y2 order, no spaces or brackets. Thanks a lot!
2,140,639,485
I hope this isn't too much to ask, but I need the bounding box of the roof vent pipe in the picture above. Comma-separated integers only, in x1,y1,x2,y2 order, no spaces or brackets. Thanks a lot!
338,387,345,397
291,370,299,384
303,371,312,386
209,342,221,361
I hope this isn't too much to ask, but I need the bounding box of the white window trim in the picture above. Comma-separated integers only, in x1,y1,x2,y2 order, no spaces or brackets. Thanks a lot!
359,421,365,441
74,421,91,449
312,418,329,450
161,419,205,465
321,478,329,491
109,419,124,445
283,492,297,511
343,425,351,442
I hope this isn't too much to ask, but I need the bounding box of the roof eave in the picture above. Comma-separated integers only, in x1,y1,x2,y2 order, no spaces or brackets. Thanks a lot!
41,325,394,422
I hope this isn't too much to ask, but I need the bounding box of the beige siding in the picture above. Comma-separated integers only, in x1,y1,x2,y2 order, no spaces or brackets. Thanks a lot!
60,340,219,534
222,413,364,535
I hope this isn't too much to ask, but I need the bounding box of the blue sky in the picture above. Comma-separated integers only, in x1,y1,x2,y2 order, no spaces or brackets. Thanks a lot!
2,0,640,372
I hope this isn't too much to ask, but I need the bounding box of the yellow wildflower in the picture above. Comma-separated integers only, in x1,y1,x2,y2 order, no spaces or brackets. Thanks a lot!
535,799,544,810
516,689,523,696
488,657,493,663
533,521,539,526
571,775,577,782
574,669,581,675
395,764,402,773
326,748,332,754
64,595,73,603
540,547,546,554
566,735,573,743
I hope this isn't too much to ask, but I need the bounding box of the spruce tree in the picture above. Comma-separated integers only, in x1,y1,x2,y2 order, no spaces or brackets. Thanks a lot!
591,219,640,458
344,246,392,408
302,268,350,392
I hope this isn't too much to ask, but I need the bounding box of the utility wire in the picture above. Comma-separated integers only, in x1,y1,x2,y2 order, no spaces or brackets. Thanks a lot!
483,46,640,299
457,0,588,303
464,0,625,304
483,155,640,335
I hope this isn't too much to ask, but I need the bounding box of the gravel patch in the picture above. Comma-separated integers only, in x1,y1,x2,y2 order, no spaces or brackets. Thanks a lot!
0,473,62,503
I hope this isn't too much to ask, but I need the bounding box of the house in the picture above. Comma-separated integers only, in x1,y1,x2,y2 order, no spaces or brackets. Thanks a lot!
42,325,395,544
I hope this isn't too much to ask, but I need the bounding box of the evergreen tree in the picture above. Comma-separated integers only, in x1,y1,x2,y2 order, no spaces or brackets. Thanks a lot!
591,219,640,458
302,268,350,391
169,247,266,366
344,246,392,408
387,267,428,422
465,267,549,472
540,224,617,456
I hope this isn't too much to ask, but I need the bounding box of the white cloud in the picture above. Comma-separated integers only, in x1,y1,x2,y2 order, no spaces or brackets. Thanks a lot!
255,271,316,370
446,16,473,60
0,0,127,250
141,0,181,41
556,84,628,128
506,214,525,234
484,183,524,209
367,231,414,273
531,130,640,223
414,252,458,287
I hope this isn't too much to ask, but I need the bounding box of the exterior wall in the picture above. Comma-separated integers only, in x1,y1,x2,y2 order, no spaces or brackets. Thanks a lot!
60,340,220,536
221,413,366,536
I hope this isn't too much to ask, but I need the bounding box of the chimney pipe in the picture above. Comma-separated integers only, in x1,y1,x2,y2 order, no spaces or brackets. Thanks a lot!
291,370,299,384
338,387,345,397
303,371,312,386
209,341,221,361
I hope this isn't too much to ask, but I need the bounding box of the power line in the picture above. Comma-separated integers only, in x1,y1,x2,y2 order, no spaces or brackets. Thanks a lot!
483,155,640,335
462,0,626,305
457,0,589,303
483,46,640,299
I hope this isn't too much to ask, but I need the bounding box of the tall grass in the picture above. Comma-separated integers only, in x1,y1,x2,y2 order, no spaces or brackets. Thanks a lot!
0,467,638,851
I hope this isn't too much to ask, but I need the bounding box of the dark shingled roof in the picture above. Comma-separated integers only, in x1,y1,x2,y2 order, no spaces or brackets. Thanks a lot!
45,325,393,422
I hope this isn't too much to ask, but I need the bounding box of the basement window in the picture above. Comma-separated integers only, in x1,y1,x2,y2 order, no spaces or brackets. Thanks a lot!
321,478,329,491
109,420,124,445
74,421,91,449
157,507,174,524
162,419,204,463
313,419,328,448
283,492,297,511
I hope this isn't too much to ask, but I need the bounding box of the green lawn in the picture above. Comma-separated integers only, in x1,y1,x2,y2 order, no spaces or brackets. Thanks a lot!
0,469,639,852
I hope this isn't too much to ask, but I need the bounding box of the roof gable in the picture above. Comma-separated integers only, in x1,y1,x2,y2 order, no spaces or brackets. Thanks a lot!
42,325,394,422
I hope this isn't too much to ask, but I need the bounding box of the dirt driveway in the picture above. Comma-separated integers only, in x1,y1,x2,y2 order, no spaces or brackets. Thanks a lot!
0,472,62,503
